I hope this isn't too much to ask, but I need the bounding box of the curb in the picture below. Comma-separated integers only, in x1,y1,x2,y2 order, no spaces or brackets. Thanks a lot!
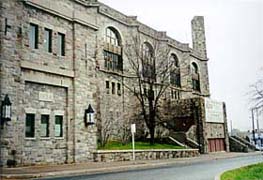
214,172,222,180
1,161,182,179
214,156,263,180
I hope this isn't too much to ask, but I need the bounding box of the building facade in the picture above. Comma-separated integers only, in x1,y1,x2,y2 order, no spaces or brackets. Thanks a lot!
0,0,227,166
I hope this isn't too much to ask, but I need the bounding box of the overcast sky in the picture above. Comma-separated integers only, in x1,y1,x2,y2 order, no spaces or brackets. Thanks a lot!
100,0,263,131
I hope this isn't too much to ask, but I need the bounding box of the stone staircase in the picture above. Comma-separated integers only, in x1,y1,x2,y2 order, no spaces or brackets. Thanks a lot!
229,136,255,152
168,131,200,150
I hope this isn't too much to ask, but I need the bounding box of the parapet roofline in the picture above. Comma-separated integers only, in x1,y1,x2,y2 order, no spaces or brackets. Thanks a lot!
95,0,191,51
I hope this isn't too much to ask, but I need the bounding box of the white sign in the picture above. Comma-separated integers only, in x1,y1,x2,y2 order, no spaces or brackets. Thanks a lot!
39,92,54,102
131,124,136,133
205,98,224,123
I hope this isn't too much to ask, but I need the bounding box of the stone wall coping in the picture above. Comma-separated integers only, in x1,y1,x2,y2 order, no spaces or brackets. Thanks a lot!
25,0,203,55
95,149,199,153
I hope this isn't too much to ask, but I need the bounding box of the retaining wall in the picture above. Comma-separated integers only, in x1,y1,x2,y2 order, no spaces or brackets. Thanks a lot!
93,149,199,162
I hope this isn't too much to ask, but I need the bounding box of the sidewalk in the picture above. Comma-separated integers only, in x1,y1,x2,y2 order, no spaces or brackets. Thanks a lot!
1,152,261,179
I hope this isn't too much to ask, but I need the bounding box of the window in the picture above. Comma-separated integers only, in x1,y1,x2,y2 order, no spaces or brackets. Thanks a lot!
142,42,155,80
171,90,180,100
104,51,122,71
106,81,110,94
58,32,65,56
29,23,38,49
117,83,121,96
25,114,35,138
104,27,122,71
55,116,63,137
191,62,200,91
44,28,52,53
170,54,181,87
106,27,120,46
41,115,49,137
112,82,115,94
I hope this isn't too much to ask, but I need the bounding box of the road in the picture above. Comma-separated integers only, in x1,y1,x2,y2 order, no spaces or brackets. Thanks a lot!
43,154,263,180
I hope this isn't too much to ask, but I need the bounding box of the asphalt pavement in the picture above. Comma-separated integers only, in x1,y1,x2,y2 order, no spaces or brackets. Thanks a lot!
40,153,263,180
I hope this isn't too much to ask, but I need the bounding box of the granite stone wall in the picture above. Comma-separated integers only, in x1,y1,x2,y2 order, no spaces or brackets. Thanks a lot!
94,149,199,162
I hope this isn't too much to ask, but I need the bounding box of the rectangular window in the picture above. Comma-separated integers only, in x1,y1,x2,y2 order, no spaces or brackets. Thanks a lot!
117,83,121,96
106,81,110,94
103,50,122,71
55,116,63,137
25,114,35,138
44,28,52,53
41,115,49,137
112,82,115,94
58,32,65,56
29,23,38,49
192,79,200,91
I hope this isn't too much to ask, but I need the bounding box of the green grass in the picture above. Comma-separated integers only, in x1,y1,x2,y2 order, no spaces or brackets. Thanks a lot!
98,141,185,150
221,163,263,180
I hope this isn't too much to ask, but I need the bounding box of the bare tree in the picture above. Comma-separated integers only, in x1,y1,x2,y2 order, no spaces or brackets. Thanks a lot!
250,79,263,109
122,35,179,144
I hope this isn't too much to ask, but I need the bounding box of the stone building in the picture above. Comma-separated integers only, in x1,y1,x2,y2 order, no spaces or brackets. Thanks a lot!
0,0,229,166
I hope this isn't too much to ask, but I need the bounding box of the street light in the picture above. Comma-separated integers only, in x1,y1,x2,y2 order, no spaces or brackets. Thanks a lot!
1,95,12,125
84,104,95,126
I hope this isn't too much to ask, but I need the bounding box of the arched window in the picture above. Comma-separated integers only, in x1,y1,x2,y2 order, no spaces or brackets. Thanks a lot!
170,54,181,87
104,27,122,71
191,62,200,91
142,42,155,80
105,27,121,46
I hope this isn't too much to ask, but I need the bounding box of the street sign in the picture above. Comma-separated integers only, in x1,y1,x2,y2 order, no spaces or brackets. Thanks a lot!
131,124,136,160
131,124,136,133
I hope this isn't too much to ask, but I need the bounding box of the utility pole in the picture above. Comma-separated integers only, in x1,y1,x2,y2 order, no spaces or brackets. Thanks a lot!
256,107,262,150
252,108,256,145
230,119,233,136
256,108,260,133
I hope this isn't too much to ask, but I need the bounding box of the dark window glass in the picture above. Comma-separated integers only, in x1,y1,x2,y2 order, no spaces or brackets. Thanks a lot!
58,33,65,56
25,114,35,138
106,81,110,94
191,63,200,92
106,81,110,88
170,54,181,87
170,72,181,87
112,82,115,94
117,83,121,96
104,50,122,71
29,23,38,49
41,115,49,137
142,43,155,80
55,116,63,137
192,79,200,91
44,28,52,53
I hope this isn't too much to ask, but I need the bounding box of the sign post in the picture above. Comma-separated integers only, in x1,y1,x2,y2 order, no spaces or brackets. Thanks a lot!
131,124,136,161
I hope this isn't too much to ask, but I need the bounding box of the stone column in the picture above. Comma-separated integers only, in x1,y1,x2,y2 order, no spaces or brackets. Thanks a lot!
191,16,207,58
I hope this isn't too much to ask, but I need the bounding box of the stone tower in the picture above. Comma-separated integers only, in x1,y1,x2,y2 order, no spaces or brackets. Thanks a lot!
191,16,207,58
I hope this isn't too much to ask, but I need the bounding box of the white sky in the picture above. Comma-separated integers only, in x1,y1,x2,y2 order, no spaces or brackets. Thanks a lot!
100,0,263,131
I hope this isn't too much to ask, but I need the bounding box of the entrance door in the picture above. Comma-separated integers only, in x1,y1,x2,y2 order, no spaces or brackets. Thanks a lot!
208,138,225,152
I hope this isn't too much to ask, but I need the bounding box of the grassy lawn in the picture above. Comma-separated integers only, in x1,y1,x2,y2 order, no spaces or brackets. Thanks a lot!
221,163,263,180
98,141,185,150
